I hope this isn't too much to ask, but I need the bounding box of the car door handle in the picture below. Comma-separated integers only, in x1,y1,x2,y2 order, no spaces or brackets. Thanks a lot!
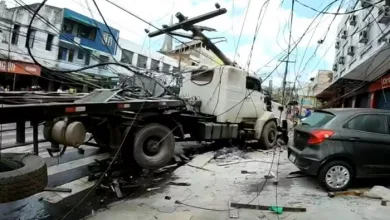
349,137,360,141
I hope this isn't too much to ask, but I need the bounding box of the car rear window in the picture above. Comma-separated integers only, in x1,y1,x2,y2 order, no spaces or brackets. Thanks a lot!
301,111,334,127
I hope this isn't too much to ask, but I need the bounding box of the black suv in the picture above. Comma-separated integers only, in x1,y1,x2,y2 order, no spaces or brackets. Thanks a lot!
288,108,390,191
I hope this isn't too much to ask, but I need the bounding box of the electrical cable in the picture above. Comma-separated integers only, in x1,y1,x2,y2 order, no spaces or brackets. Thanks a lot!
105,0,224,67
60,101,145,220
296,0,384,15
297,0,346,76
261,0,340,83
245,0,270,71
233,0,252,63
16,0,122,77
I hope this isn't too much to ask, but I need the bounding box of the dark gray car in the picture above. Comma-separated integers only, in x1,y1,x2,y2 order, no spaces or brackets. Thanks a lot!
288,108,390,191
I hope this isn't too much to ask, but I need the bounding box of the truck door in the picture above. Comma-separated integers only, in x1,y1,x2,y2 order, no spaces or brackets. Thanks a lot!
242,76,264,118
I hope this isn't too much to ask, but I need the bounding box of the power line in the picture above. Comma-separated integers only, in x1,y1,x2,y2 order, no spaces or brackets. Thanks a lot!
295,0,385,15
245,0,270,71
233,0,252,63
105,0,223,67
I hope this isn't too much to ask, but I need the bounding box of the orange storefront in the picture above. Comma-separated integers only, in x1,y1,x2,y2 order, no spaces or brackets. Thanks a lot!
369,72,390,109
0,60,41,90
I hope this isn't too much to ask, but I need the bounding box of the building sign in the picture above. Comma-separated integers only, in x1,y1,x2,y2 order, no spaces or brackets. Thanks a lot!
0,60,41,76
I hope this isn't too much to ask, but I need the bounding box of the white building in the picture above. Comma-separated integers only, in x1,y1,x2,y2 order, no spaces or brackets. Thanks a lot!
317,0,390,108
0,2,61,90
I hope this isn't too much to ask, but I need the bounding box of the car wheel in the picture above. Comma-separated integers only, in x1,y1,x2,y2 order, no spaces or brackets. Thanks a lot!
318,160,353,192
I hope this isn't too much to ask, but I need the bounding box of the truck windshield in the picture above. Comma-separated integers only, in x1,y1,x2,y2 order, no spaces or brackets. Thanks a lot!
301,111,334,127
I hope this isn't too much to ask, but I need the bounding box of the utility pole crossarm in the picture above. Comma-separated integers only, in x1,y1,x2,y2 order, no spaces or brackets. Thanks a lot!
148,8,227,37
148,6,234,66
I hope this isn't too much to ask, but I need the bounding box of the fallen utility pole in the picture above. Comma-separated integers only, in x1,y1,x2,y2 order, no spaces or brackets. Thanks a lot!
148,3,234,66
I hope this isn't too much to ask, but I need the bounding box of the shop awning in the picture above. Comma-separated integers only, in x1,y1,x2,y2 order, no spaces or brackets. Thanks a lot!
0,60,41,76
64,9,97,28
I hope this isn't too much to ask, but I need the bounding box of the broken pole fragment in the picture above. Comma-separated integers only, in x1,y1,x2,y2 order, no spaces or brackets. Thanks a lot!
230,202,306,212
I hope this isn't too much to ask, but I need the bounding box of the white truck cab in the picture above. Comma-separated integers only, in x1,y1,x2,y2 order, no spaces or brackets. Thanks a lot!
180,66,266,122
180,65,286,149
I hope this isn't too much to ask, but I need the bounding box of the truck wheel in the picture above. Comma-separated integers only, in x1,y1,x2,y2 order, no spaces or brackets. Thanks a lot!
259,121,277,149
0,153,47,203
318,160,353,192
133,123,175,169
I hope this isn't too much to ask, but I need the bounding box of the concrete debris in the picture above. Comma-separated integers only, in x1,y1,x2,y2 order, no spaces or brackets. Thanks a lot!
328,190,364,198
146,187,161,192
381,199,387,206
168,182,191,186
264,172,275,179
217,159,272,166
187,164,214,172
165,196,171,200
363,186,390,201
214,147,250,161
187,152,214,168
241,170,257,174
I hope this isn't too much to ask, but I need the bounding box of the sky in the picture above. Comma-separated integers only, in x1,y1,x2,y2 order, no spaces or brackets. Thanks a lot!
7,0,351,89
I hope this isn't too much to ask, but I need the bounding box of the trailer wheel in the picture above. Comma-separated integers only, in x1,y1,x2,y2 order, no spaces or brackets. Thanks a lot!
133,123,175,169
259,121,277,149
0,153,47,203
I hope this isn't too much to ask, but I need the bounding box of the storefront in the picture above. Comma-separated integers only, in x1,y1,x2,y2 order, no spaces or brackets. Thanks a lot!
0,60,41,91
369,71,390,110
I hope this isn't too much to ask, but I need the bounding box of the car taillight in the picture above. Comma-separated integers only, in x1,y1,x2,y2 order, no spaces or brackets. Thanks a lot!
307,130,335,145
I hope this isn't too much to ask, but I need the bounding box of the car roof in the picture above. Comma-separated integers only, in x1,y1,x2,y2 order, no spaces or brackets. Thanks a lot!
317,108,390,115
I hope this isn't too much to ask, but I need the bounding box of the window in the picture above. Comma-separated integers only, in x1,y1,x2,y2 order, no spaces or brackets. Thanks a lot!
151,59,160,70
68,49,74,62
172,67,179,73
85,50,91,65
246,76,261,92
11,24,20,45
25,29,36,48
99,55,109,69
78,25,96,40
120,49,133,64
137,55,148,68
46,34,54,51
162,63,170,72
344,114,388,134
102,32,113,47
77,50,84,59
301,111,335,127
58,46,67,60
191,70,213,84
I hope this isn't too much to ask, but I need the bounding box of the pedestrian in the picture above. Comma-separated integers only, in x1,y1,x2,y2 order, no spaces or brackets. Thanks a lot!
57,85,63,93
0,85,4,91
305,108,312,118
5,85,10,91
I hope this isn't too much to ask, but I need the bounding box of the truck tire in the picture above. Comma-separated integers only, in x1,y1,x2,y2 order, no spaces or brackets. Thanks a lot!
0,153,47,203
259,121,277,149
133,123,175,169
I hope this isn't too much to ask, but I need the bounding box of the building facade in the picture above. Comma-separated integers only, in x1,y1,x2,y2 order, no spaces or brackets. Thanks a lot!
0,2,61,90
316,0,390,109
299,70,333,108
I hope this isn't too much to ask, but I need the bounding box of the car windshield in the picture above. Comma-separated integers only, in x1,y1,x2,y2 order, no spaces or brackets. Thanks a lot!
301,111,334,127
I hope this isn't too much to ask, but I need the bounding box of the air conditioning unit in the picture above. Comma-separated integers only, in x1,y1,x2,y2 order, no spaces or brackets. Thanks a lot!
360,0,371,8
359,30,368,43
341,30,348,39
335,41,340,49
378,6,390,24
338,56,345,65
347,46,355,56
333,64,338,71
349,15,357,26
